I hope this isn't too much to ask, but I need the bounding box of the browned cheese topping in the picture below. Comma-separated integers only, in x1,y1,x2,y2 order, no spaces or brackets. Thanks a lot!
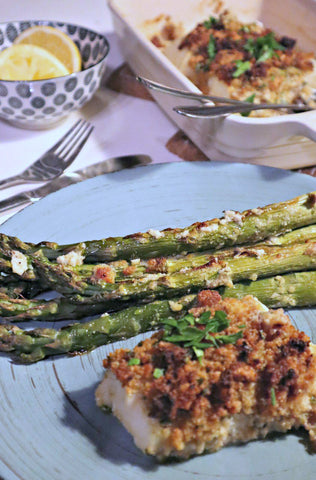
104,291,316,449
149,11,315,109
177,13,313,85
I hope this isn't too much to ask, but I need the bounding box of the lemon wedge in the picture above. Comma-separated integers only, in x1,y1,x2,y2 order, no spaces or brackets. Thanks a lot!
14,25,82,73
0,44,70,80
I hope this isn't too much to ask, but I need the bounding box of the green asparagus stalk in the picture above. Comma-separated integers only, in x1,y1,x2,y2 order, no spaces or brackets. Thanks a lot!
0,293,112,321
0,295,196,362
2,224,316,287
3,266,316,322
4,192,316,262
220,271,316,308
32,242,316,305
2,269,316,362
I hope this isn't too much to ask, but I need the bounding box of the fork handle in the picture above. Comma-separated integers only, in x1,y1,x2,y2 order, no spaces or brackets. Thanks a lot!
0,175,32,191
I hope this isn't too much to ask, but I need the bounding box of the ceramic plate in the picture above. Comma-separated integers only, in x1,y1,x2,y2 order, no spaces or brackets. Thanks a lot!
0,161,316,480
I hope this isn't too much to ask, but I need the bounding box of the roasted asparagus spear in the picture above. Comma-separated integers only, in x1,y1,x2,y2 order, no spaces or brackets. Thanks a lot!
3,192,316,262
2,270,316,362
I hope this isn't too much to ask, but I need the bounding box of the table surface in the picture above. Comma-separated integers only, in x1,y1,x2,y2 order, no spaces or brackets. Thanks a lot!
0,0,181,223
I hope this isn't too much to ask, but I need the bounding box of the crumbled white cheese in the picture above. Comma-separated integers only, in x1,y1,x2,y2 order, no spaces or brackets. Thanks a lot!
176,229,190,239
251,208,263,216
131,258,141,265
265,236,279,245
220,210,243,226
206,265,233,288
200,223,218,233
148,229,165,239
169,300,183,312
57,250,84,267
11,250,28,276
179,267,189,273
254,249,265,258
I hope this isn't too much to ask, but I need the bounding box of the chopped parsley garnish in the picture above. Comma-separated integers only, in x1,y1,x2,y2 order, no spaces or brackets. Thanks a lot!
241,93,256,117
244,94,256,103
271,387,277,406
162,310,244,361
128,357,140,366
207,34,217,61
244,32,285,63
153,368,164,379
233,60,251,78
204,16,219,29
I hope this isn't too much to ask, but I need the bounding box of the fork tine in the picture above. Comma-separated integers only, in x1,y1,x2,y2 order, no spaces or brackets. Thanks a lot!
56,120,90,158
45,119,84,154
60,124,94,167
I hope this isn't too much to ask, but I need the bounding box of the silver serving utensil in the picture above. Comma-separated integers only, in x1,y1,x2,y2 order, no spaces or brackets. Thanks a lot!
0,154,152,216
174,103,314,118
136,76,249,105
136,76,314,116
0,119,93,191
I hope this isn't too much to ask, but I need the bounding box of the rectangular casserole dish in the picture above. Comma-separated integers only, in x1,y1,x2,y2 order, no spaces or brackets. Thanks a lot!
108,0,316,167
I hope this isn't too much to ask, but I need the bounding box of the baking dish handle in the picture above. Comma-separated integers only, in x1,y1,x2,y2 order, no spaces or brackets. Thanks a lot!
290,116,316,142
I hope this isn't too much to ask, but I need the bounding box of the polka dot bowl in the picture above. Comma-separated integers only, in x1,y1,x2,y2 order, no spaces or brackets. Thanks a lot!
0,20,109,129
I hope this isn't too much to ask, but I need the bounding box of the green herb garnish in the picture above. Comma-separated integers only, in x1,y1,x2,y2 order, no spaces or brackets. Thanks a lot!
233,60,251,78
162,310,244,361
192,346,204,363
240,25,250,33
128,357,140,366
241,93,256,117
271,387,277,406
244,32,285,63
204,16,218,29
207,34,216,61
153,368,164,379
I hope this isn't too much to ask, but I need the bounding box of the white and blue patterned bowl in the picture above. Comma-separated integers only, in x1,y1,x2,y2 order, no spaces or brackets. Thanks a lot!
0,20,109,129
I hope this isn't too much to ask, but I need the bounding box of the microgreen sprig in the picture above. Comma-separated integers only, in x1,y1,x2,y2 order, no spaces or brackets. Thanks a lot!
207,34,217,61
244,32,285,63
162,310,244,361
233,60,251,78
204,16,219,29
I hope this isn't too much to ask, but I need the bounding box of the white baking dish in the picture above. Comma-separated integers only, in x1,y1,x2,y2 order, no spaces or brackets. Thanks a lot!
108,0,316,164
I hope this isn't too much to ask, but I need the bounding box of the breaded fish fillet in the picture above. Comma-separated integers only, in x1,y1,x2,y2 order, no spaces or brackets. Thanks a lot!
96,292,316,459
144,11,316,115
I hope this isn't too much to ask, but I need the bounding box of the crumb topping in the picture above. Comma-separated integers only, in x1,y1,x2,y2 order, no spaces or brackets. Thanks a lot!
104,292,316,449
148,10,316,113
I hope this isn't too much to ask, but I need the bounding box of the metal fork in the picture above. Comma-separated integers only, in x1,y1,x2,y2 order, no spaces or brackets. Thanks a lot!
137,76,314,115
0,119,94,190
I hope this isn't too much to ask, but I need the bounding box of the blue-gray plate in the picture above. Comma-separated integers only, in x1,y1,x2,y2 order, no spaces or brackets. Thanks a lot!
0,162,315,480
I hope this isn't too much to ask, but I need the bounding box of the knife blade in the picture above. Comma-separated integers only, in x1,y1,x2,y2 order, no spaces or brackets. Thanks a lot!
0,154,152,216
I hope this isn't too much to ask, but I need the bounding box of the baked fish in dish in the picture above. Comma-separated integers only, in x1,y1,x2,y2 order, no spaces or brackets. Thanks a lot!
96,291,316,459
143,10,316,116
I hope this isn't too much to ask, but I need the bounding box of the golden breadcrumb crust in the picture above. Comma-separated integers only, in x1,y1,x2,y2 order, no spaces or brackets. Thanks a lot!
104,292,316,452
147,11,316,113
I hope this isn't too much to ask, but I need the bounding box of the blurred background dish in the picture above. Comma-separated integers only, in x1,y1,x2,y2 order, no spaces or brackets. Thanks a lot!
108,0,316,159
0,20,109,129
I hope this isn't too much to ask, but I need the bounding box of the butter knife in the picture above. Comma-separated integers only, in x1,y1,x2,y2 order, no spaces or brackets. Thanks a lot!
0,154,151,216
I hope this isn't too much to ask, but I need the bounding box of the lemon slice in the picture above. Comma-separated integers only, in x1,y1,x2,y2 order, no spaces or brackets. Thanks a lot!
0,44,70,80
14,25,82,73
